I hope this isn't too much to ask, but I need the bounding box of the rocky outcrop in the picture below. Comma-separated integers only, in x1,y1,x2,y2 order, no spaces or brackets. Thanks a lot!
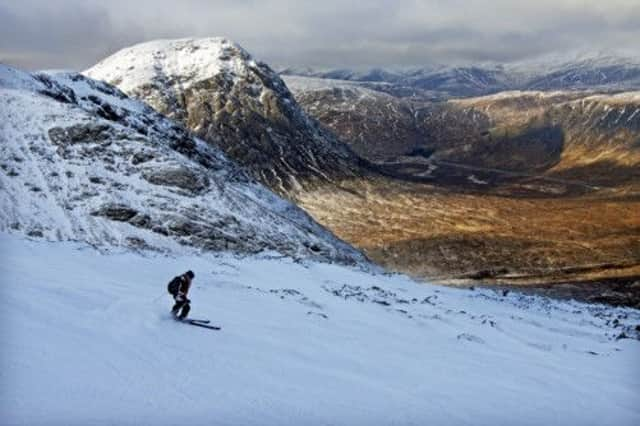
141,165,209,194
91,204,139,222
48,124,114,146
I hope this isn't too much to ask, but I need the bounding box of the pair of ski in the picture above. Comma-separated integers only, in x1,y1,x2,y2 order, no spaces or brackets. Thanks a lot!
177,317,221,330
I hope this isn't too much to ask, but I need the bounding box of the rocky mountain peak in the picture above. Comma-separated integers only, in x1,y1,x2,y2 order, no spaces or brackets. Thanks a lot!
86,38,255,94
85,38,366,196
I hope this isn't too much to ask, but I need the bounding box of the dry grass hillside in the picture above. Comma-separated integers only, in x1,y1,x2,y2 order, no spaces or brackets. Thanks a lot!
296,178,640,305
290,89,640,307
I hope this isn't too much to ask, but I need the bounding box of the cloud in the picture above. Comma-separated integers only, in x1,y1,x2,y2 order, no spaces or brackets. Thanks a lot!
1,0,639,70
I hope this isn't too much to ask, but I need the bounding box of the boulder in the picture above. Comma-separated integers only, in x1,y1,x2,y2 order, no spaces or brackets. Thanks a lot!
141,165,209,194
91,204,139,222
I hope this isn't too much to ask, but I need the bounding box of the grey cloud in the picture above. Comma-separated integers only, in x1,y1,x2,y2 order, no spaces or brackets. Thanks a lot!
1,0,639,71
0,0,146,69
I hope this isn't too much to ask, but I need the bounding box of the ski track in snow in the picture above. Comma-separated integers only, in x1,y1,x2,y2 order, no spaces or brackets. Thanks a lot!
1,233,639,426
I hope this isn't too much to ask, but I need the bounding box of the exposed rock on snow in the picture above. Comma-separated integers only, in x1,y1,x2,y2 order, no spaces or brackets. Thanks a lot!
0,64,366,264
90,203,140,222
85,38,367,196
140,164,209,194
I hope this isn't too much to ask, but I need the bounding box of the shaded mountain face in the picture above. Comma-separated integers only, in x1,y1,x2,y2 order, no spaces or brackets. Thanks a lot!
286,77,640,194
84,38,367,196
284,76,424,162
0,65,366,264
439,92,640,189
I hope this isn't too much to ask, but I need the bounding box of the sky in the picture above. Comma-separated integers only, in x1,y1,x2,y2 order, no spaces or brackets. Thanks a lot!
1,0,640,71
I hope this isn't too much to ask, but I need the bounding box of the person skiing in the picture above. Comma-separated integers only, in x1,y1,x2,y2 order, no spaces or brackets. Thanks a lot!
167,270,195,320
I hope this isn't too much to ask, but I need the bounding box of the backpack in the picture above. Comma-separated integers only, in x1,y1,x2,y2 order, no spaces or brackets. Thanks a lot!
167,276,181,295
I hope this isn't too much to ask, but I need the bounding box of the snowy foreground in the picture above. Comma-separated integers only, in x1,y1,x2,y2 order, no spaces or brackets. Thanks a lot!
1,233,639,426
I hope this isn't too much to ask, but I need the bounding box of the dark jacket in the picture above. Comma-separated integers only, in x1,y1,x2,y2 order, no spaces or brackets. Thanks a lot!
177,274,191,296
169,274,191,297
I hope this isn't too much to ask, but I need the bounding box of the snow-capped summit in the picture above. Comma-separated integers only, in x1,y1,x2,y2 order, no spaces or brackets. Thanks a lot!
85,38,367,196
0,64,366,264
85,37,256,94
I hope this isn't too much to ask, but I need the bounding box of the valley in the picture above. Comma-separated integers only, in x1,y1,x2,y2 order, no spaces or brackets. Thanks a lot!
296,177,640,307
286,79,640,306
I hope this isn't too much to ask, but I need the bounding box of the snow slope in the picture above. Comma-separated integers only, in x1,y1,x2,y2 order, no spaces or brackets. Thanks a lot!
1,233,639,425
0,64,364,264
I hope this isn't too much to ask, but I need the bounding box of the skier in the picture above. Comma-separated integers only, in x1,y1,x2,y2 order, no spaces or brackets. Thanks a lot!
167,270,195,320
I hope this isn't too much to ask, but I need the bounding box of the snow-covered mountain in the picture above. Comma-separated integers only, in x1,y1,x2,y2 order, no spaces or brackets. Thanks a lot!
515,52,640,91
281,65,504,98
0,64,366,264
281,53,640,98
84,38,367,196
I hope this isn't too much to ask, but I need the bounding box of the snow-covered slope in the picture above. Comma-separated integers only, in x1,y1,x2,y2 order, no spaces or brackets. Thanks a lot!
517,53,640,91
2,233,639,425
84,38,247,94
85,38,367,195
0,64,365,264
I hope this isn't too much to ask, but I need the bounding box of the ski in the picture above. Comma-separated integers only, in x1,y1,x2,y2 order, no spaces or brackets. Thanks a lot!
187,319,210,324
172,315,219,329
185,320,220,330
176,319,221,330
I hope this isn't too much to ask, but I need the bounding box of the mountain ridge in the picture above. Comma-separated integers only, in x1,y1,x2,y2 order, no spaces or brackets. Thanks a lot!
0,64,367,265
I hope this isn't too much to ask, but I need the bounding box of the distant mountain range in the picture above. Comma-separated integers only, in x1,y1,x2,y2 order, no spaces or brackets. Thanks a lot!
280,53,640,98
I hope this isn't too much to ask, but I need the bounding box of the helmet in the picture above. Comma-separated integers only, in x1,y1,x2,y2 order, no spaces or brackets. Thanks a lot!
186,270,195,279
